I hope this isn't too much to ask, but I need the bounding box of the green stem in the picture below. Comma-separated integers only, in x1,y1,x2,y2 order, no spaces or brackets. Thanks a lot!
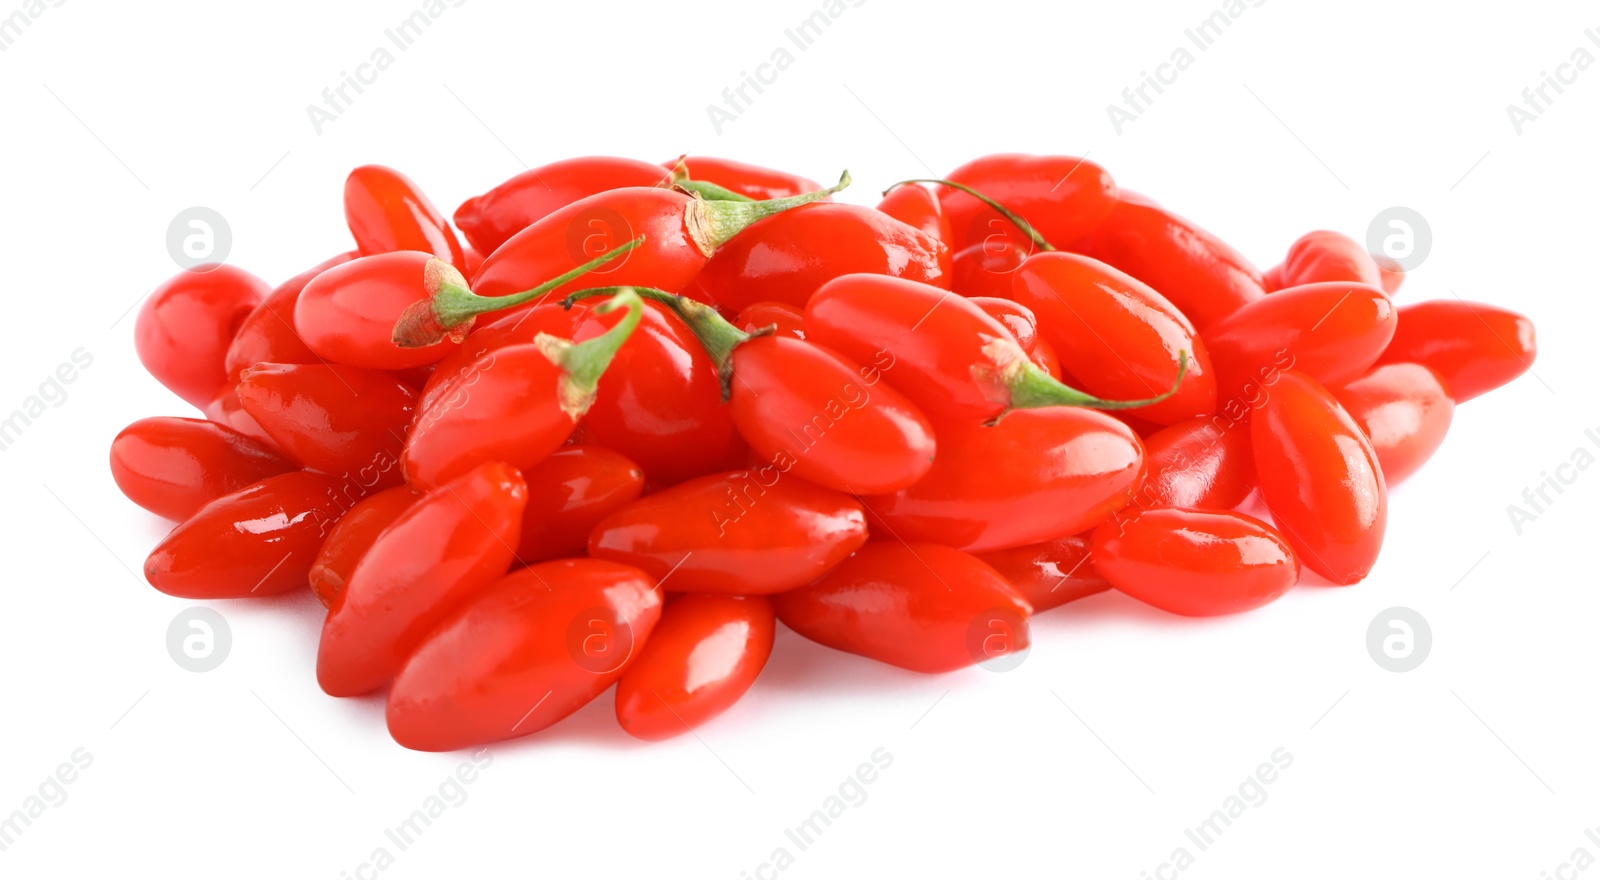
887,179,1056,252
995,350,1189,424
392,237,644,348
677,179,755,202
689,171,851,254
563,286,761,400
535,289,645,419
666,157,753,201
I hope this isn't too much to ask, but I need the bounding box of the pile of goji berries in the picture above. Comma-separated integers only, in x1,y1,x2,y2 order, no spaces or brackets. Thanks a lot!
113,154,1536,751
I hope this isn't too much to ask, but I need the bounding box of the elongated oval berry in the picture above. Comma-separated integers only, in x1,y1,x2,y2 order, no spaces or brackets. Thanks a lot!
1012,252,1215,425
317,462,526,697
805,274,1048,422
345,164,466,270
387,559,661,751
470,178,845,303
1203,281,1396,411
454,156,668,255
144,470,350,599
589,470,869,594
940,153,1118,250
1136,415,1255,510
296,251,462,371
110,417,294,521
1331,363,1454,486
863,408,1145,552
307,484,423,608
403,344,576,490
685,203,951,310
1078,197,1265,331
729,336,937,495
615,594,775,741
1375,300,1536,402
517,446,644,563
1280,230,1383,288
1091,508,1298,616
1252,371,1386,585
974,534,1109,614
774,542,1030,674
236,363,415,491
806,273,1172,422
875,183,952,246
224,252,355,383
136,265,269,408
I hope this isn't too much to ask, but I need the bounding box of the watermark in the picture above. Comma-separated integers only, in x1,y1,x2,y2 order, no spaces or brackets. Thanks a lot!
1140,747,1293,878
564,207,634,276
965,606,1029,672
741,747,893,879
1538,824,1600,880
0,348,94,454
166,607,231,673
1506,427,1599,535
1505,29,1599,135
412,351,494,437
1106,0,1268,134
1366,207,1431,272
306,0,468,134
1366,607,1431,672
294,447,406,543
566,606,641,674
165,207,232,270
706,0,869,134
0,0,66,53
339,749,493,879
0,747,93,853
1212,348,1294,431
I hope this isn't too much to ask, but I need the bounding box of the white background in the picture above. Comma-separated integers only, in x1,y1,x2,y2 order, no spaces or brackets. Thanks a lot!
0,1,1594,877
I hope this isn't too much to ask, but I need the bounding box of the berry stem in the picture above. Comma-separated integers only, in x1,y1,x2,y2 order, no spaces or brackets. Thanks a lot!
887,178,1057,253
687,171,851,255
994,350,1189,424
562,286,765,399
392,237,644,348
536,288,645,419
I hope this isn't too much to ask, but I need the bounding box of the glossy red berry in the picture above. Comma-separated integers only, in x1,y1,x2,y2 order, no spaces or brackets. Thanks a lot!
615,594,775,741
136,265,269,408
1091,508,1298,617
589,470,869,594
1251,371,1386,585
386,559,661,751
775,542,1030,674
110,417,294,521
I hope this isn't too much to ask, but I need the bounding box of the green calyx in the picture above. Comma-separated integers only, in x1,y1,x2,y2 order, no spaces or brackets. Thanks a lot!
687,171,851,255
536,288,645,420
391,237,644,348
561,285,767,400
676,179,755,202
987,346,1189,425
665,157,755,201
